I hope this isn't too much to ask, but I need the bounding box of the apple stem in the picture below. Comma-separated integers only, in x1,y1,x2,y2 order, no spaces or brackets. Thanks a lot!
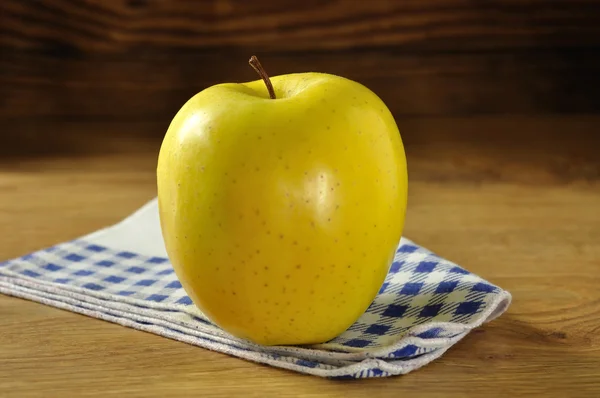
249,55,276,100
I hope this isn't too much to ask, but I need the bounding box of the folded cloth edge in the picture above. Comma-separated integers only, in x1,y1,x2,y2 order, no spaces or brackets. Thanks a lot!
0,277,488,378
0,197,512,378
0,261,511,377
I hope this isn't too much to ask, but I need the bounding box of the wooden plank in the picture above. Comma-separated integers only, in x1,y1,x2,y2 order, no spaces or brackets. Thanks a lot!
2,0,600,52
2,48,600,120
2,0,599,119
1,115,599,397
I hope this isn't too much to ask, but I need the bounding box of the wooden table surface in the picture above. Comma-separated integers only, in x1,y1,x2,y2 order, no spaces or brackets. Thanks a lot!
1,116,599,397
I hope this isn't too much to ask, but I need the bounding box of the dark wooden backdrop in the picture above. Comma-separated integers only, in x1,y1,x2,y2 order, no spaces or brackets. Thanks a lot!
1,0,600,152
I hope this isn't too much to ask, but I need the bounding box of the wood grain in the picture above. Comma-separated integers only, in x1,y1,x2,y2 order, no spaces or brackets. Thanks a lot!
2,0,600,52
2,0,600,120
1,116,599,397
3,49,600,122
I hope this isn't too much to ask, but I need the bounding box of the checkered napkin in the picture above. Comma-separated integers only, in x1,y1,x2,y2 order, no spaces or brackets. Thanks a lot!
0,198,511,378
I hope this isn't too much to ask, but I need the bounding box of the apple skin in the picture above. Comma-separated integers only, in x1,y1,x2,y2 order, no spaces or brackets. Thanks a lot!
157,72,407,346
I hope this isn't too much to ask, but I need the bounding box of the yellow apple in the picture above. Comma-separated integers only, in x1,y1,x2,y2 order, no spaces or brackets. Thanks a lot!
157,57,408,346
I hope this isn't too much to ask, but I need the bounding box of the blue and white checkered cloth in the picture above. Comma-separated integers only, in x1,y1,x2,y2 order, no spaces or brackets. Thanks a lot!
0,198,511,378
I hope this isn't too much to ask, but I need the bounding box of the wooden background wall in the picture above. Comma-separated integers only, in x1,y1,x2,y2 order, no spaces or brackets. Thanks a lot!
2,0,600,147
